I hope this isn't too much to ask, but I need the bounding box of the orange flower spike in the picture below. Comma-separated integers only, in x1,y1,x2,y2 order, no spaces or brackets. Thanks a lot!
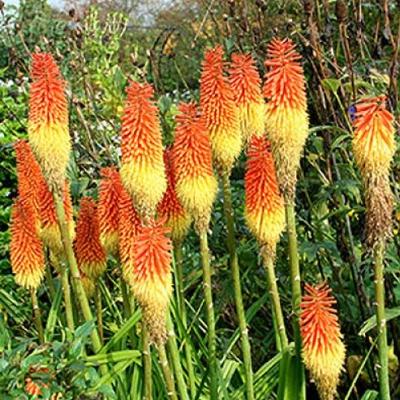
14,140,45,226
131,220,173,344
352,96,395,177
74,197,106,280
200,46,242,171
98,167,123,255
157,149,191,242
120,81,166,218
229,53,265,142
300,283,346,400
263,38,309,200
39,180,74,256
10,198,45,290
28,53,70,190
118,186,142,283
172,102,218,231
244,136,285,255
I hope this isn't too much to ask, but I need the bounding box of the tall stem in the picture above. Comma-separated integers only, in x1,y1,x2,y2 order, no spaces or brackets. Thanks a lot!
45,264,56,300
121,277,137,347
284,201,306,398
142,326,153,400
221,172,254,400
199,229,218,399
173,243,196,398
53,191,105,366
261,250,288,350
61,265,75,334
30,288,44,344
157,343,178,400
374,241,390,400
52,255,75,334
95,284,104,344
166,315,189,400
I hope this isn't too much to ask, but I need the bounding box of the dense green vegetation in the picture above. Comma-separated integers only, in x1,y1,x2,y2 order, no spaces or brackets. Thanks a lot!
1,0,400,399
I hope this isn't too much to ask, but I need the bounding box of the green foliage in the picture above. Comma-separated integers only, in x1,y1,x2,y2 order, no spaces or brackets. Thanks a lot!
1,0,400,398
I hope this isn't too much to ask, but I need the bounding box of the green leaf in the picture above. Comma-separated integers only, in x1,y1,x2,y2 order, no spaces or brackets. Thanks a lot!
360,390,379,400
99,309,141,354
84,350,141,366
44,282,62,342
322,78,341,94
277,345,305,400
359,307,400,336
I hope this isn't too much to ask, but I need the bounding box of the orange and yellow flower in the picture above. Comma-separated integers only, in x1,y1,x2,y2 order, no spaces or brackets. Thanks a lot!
74,197,106,280
263,38,309,200
130,220,172,343
229,53,265,143
172,102,217,231
28,53,70,190
39,179,74,256
118,185,141,283
300,283,345,400
200,46,242,171
352,96,395,177
120,81,166,218
14,140,45,226
157,148,191,242
98,167,123,255
244,136,285,255
10,198,45,289
352,96,395,246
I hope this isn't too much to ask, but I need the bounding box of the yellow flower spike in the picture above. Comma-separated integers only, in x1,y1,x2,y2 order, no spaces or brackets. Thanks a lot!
263,38,309,201
120,81,167,219
118,184,142,283
244,136,285,256
172,102,218,232
98,167,123,256
28,53,70,191
200,46,242,172
157,148,192,242
352,96,395,177
10,198,45,290
300,283,346,400
74,197,106,280
352,96,396,246
130,220,173,344
229,53,265,143
39,179,74,257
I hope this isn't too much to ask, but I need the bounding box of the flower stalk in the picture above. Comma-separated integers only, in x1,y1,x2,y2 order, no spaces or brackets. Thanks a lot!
374,240,390,399
173,242,196,398
53,191,104,357
199,229,218,399
157,343,178,400
30,288,44,344
221,171,254,400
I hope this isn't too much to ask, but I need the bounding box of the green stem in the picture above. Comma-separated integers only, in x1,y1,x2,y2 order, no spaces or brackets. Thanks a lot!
373,241,391,400
157,343,178,400
199,229,218,400
221,172,254,400
45,264,56,300
173,243,196,398
284,201,306,398
53,191,106,371
95,283,104,344
121,277,137,347
142,326,152,400
30,288,44,344
61,265,75,335
261,250,289,350
166,315,190,400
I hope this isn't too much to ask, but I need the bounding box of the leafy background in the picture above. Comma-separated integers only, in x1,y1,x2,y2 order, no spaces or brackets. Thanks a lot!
1,0,400,398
